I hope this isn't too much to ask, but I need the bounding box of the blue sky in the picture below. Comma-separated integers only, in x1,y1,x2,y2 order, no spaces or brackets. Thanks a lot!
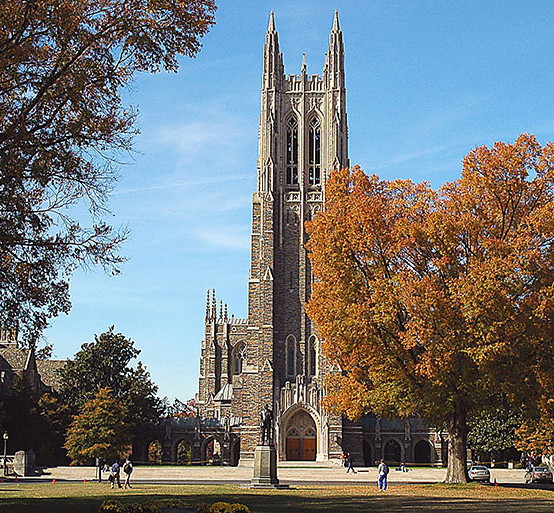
45,1,554,403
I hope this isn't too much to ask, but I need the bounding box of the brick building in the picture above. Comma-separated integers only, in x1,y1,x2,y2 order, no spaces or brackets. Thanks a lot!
197,12,443,466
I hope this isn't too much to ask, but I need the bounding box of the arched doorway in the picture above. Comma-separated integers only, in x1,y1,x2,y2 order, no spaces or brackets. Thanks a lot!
148,440,163,464
176,439,192,464
384,439,401,464
285,410,316,461
203,437,222,465
414,440,432,464
230,438,240,466
363,440,373,466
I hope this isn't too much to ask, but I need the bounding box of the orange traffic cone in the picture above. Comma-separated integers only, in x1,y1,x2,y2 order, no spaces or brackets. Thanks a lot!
14,476,17,482
84,479,87,483
52,479,56,484
494,479,498,487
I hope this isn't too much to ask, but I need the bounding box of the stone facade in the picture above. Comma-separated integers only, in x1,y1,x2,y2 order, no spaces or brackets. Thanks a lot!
196,12,442,466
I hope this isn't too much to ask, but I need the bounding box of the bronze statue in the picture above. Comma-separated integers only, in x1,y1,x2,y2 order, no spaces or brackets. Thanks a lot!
260,404,273,445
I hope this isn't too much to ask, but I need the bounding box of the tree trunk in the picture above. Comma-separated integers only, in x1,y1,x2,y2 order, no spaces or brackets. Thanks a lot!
445,405,470,483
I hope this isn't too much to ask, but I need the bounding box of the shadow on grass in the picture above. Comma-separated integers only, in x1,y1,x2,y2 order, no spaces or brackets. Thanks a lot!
2,489,554,513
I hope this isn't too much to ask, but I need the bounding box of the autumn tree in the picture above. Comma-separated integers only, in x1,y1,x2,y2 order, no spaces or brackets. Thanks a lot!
59,327,164,438
64,387,132,465
167,397,197,418
0,0,216,345
306,134,554,483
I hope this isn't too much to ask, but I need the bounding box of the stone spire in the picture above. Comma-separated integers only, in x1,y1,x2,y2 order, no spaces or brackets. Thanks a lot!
328,11,345,89
332,10,340,31
301,53,307,75
262,11,284,90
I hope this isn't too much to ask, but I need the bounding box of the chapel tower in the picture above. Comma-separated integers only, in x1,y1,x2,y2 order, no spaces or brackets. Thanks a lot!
197,12,359,464
240,11,350,461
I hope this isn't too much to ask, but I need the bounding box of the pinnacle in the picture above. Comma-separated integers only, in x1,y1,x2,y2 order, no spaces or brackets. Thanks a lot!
332,10,340,31
301,53,307,74
268,11,276,32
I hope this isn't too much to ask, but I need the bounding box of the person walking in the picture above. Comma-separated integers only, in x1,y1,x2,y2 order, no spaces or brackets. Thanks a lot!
123,457,133,489
110,460,122,489
346,452,356,473
378,458,389,491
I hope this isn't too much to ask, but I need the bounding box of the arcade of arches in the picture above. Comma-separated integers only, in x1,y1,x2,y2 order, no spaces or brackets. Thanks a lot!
285,410,316,461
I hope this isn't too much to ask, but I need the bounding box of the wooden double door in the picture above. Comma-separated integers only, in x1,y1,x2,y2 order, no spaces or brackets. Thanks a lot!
285,410,317,461
286,436,316,461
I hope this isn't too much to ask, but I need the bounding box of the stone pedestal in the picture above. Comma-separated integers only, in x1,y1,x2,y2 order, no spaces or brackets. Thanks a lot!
251,444,281,488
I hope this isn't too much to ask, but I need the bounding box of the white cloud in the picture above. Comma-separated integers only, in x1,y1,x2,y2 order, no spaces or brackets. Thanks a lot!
193,224,250,250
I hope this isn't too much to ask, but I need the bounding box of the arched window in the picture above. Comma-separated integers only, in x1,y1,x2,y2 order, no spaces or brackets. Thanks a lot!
232,342,247,376
308,118,321,185
308,336,317,377
286,118,299,185
286,335,296,378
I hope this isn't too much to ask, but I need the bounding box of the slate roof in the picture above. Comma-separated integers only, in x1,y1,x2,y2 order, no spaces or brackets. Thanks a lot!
36,359,66,391
213,383,233,402
0,344,30,371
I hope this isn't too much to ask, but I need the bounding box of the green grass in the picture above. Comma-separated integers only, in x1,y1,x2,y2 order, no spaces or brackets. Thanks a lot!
1,482,554,512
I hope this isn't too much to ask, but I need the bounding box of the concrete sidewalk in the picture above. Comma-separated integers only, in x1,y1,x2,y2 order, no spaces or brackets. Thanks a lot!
27,465,528,485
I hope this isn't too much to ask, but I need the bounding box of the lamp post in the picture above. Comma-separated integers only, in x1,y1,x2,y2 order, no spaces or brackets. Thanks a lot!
3,432,8,476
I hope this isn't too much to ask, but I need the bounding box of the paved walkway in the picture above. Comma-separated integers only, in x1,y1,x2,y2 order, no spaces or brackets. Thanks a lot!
26,464,528,486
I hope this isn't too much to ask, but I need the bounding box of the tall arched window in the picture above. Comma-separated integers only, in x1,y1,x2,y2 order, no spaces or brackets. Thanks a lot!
308,336,317,377
232,342,247,377
286,118,299,185
308,118,321,185
286,335,296,378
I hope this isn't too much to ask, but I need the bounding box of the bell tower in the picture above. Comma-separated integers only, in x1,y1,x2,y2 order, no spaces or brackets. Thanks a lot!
238,11,350,461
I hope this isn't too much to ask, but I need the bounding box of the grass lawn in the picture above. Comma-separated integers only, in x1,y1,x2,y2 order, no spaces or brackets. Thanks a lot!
1,482,554,512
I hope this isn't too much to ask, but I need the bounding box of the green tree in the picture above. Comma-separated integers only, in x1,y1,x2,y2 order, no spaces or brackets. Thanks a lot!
306,135,554,482
0,0,216,345
0,374,42,453
64,387,131,465
467,405,522,457
59,327,164,438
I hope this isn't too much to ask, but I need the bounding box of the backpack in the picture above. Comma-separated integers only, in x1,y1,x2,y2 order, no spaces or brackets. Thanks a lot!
382,464,389,475
123,462,131,474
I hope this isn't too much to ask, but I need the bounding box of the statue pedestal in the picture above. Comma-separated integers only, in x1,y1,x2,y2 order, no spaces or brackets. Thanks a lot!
251,444,286,488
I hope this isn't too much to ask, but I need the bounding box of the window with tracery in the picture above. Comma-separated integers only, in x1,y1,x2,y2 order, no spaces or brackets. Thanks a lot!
308,336,317,377
308,118,321,185
286,118,299,185
232,342,247,376
286,335,296,378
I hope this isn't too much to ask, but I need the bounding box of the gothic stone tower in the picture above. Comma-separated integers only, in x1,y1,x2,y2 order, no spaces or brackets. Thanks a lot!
198,12,364,463
197,12,442,467
247,11,350,461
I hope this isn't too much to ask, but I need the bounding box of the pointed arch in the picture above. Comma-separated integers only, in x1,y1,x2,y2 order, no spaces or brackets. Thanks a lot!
286,116,299,185
286,335,297,378
308,116,321,185
231,340,247,378
307,335,318,378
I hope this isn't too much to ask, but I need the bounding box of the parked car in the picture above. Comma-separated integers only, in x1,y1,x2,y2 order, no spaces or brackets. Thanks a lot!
525,466,553,484
468,465,491,483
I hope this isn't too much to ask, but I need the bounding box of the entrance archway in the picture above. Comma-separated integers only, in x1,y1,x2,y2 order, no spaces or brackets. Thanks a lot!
363,440,373,466
414,440,432,464
148,440,163,464
285,409,316,461
384,439,401,464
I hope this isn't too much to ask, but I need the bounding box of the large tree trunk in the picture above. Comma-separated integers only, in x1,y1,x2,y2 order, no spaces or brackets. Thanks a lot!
445,405,470,483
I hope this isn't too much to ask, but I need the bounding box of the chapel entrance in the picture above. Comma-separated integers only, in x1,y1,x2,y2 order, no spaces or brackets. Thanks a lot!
285,410,317,461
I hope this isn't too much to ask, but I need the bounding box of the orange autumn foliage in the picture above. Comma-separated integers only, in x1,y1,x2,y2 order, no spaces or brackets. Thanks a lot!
306,134,554,482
